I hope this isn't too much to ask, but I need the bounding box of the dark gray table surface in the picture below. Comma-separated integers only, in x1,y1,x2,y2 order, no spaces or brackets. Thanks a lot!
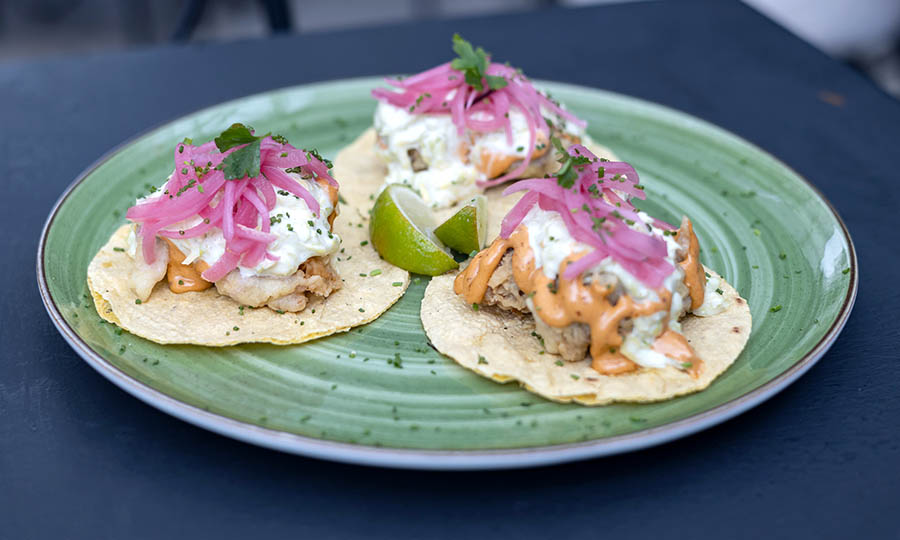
3,0,898,538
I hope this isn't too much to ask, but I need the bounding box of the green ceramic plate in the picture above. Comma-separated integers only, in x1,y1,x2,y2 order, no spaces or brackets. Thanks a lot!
38,78,857,469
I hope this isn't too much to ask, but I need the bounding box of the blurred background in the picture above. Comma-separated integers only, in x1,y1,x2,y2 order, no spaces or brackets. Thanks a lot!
1,0,898,98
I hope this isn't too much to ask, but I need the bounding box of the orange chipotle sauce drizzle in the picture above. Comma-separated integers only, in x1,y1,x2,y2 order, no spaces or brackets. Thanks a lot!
454,220,706,376
653,329,702,377
164,240,212,293
678,218,705,310
316,176,340,228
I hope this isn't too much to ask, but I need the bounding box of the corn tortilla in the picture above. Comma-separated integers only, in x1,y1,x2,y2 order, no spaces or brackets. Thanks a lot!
421,267,751,405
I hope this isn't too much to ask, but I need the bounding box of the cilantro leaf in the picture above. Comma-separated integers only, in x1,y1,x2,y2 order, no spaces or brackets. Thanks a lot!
463,69,484,91
451,34,487,77
556,159,577,188
450,34,506,92
213,122,280,180
214,123,261,152
550,136,578,188
222,139,261,180
485,74,508,90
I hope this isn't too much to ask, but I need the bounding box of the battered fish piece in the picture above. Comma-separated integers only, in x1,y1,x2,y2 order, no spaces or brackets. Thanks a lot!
215,256,341,312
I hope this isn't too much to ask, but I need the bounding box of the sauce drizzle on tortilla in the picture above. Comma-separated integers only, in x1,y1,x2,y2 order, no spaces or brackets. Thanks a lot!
678,217,705,310
454,219,705,376
164,240,212,293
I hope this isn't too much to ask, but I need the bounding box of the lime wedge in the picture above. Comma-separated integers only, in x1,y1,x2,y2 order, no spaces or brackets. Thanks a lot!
434,195,487,255
369,185,458,276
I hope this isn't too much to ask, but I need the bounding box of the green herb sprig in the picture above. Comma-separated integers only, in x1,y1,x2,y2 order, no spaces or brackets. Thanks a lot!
214,123,288,181
450,34,508,92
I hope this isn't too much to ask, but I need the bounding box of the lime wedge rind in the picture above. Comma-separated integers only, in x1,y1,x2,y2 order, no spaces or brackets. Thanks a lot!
369,185,458,276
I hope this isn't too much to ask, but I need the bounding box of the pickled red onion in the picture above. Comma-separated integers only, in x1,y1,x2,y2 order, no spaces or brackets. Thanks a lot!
372,61,585,188
126,134,337,282
500,144,675,288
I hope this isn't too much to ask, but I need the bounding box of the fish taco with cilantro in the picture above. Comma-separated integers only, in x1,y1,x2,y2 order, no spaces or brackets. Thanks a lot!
87,124,407,346
334,34,618,222
421,143,751,405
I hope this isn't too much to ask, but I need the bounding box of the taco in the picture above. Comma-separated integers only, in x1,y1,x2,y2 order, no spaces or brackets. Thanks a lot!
87,124,407,346
370,34,596,209
421,142,751,405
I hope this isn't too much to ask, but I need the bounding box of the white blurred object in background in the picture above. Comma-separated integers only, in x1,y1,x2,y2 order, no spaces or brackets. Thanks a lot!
743,0,900,96
744,0,900,57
